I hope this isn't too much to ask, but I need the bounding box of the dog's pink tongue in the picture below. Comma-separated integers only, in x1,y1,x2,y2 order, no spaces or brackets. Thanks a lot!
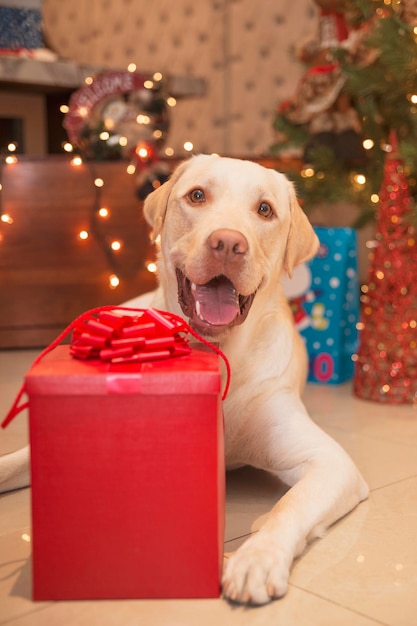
193,277,240,325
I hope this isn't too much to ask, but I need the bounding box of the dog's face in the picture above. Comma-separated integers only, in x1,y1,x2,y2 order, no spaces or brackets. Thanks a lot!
144,154,318,336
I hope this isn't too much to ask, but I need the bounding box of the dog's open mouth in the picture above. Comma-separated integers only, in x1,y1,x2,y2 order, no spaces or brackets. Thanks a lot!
176,269,256,335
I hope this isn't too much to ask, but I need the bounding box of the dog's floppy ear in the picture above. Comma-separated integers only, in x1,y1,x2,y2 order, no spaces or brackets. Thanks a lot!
284,181,319,277
143,159,190,242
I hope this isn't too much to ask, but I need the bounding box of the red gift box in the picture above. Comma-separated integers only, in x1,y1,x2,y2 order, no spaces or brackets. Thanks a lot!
25,343,225,601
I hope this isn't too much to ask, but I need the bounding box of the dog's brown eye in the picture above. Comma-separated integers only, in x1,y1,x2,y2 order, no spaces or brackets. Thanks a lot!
189,189,206,203
258,202,273,218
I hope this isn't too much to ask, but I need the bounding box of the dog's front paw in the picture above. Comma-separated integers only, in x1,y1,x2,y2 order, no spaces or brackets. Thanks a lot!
222,534,291,605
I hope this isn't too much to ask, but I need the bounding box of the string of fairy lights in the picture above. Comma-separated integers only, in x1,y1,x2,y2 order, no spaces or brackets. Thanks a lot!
0,143,18,231
0,124,401,289
0,68,196,289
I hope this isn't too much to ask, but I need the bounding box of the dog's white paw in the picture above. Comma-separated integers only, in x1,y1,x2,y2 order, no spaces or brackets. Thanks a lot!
222,534,291,605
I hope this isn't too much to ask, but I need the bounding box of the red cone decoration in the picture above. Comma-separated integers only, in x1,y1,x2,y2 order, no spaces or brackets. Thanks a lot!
353,132,417,404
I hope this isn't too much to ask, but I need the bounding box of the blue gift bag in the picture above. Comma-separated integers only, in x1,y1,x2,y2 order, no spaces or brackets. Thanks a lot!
283,227,359,384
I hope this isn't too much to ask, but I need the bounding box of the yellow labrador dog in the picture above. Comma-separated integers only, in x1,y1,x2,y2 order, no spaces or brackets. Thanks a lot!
0,154,368,605
138,154,368,604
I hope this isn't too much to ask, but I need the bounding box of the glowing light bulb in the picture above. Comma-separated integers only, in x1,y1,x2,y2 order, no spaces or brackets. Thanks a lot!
98,207,109,218
78,230,89,240
167,97,177,107
1,213,14,224
147,262,157,273
301,167,315,178
144,80,154,89
110,240,122,251
363,139,374,150
184,141,194,152
354,174,366,185
60,104,69,114
63,142,73,152
165,147,174,157
94,178,104,188
109,274,120,289
84,76,93,85
136,114,150,125
153,72,163,81
126,164,136,175
127,63,137,72
71,156,83,167
137,147,149,158
7,142,17,152
5,155,17,164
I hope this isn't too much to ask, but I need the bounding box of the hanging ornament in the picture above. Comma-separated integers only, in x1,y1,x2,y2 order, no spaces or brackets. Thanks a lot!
353,131,417,404
64,71,170,161
133,142,171,201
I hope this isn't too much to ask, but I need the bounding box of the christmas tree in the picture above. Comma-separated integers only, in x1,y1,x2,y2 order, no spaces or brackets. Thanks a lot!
353,132,417,404
271,0,417,226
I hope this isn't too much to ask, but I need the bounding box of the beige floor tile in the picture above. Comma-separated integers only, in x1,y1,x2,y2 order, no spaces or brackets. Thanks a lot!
305,382,417,446
291,476,417,626
0,350,35,456
0,488,30,537
2,585,383,626
225,466,288,541
0,524,46,625
324,427,417,490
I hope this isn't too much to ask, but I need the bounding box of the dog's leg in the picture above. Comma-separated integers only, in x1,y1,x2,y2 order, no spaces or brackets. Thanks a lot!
0,445,30,493
222,393,368,605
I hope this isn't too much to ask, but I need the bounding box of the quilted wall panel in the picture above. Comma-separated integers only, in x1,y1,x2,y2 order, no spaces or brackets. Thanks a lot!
42,0,317,156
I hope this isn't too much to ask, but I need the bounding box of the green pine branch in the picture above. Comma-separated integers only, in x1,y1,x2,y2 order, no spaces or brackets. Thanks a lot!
270,0,417,225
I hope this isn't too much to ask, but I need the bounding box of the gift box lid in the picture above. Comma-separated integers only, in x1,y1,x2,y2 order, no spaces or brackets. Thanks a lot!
25,344,222,396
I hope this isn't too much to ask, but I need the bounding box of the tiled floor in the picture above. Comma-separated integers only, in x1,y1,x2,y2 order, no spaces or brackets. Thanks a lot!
1,349,417,626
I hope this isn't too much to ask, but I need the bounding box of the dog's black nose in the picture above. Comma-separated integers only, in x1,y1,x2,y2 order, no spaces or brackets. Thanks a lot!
208,229,248,261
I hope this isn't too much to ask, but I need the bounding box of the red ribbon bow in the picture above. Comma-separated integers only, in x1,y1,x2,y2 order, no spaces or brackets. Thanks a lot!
1,306,231,429
70,308,192,364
